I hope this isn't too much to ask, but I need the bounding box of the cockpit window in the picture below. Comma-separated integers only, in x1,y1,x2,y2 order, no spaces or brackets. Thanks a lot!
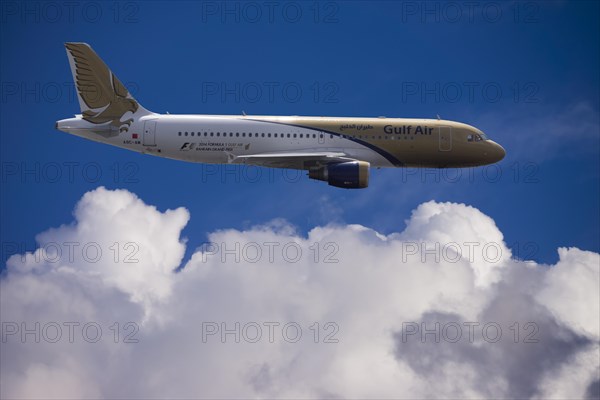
467,134,484,142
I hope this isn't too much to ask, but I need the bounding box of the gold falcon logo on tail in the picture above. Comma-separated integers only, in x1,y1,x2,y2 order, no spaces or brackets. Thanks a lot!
65,42,148,135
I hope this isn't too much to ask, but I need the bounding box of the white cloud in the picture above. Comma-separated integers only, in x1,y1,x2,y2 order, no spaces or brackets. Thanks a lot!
536,247,600,339
1,187,598,399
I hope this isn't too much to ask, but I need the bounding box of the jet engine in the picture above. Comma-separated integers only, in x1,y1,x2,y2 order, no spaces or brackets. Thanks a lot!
309,161,370,189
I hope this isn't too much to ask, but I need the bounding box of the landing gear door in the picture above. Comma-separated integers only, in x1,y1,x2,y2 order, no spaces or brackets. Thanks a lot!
438,126,452,151
143,119,157,146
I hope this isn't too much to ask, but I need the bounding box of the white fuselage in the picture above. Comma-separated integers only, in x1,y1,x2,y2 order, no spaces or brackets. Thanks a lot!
57,114,505,169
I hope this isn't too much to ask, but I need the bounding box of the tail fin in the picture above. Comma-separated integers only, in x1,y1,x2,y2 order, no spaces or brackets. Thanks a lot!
64,42,152,133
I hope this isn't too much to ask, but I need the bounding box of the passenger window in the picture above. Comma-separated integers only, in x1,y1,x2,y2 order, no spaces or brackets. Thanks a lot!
185,132,188,136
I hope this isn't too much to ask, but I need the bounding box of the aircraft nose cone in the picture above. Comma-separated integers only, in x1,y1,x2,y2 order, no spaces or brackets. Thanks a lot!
486,140,505,163
492,142,506,162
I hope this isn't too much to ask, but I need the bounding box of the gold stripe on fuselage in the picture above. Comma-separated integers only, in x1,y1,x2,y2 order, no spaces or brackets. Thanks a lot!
244,116,498,168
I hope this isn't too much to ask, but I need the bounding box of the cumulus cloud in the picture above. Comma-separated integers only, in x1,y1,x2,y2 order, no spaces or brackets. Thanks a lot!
1,187,598,399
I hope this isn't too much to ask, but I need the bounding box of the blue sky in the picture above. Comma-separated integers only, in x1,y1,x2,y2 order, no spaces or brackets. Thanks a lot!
1,0,599,265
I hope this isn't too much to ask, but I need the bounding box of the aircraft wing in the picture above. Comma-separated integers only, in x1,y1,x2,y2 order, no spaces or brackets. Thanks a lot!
228,151,357,170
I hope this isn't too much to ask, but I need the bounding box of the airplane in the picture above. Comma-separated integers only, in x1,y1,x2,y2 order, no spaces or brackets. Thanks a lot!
56,43,505,189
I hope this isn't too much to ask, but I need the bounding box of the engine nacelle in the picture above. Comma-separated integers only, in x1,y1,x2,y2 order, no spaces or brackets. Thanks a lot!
309,161,370,189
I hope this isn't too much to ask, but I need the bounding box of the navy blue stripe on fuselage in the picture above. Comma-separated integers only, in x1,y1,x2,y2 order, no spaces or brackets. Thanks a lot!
241,118,404,167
